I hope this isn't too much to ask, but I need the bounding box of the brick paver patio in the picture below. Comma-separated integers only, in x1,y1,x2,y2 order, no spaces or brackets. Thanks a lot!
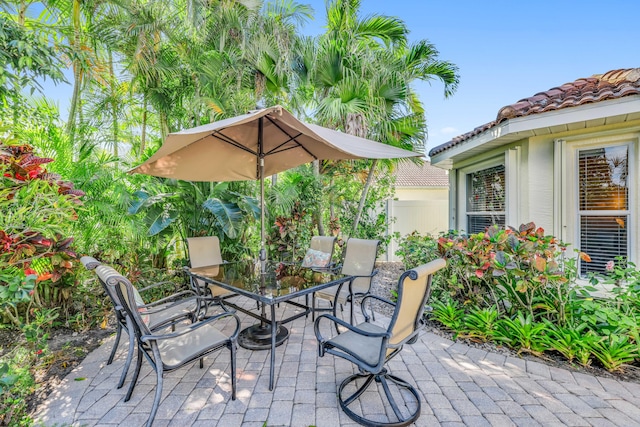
34,296,640,426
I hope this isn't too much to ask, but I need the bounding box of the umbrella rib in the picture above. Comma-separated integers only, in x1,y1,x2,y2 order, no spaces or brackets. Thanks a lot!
211,129,258,156
264,116,318,160
264,134,317,160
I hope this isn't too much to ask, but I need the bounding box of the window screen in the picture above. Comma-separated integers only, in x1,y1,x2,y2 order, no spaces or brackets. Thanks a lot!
578,146,629,275
467,164,505,234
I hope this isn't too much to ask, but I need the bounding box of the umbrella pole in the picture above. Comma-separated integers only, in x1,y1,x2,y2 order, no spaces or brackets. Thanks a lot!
260,158,266,273
259,118,267,274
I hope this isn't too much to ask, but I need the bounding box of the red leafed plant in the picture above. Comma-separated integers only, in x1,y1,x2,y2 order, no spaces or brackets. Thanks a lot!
436,223,581,323
0,141,84,325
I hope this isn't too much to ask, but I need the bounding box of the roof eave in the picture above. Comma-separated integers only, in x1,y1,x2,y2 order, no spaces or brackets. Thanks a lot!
430,95,640,169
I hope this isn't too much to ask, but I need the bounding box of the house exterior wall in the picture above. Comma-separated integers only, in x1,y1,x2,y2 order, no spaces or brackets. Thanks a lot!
446,119,640,268
526,135,554,231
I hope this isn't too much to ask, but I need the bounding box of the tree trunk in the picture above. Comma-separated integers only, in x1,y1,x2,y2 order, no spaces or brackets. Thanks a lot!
160,112,169,140
140,96,148,157
108,50,118,158
312,160,325,236
352,159,378,236
66,66,82,150
66,0,83,152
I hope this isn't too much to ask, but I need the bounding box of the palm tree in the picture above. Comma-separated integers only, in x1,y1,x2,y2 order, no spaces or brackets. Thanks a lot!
299,0,459,235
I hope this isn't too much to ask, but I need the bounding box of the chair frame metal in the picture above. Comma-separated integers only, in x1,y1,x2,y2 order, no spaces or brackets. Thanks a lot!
97,265,240,427
314,258,446,427
81,256,208,389
312,238,380,324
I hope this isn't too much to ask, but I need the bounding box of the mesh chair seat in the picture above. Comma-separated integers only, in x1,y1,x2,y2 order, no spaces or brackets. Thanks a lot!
326,322,386,367
154,321,230,368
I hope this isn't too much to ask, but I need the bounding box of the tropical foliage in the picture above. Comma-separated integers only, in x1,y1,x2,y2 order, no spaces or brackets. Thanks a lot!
396,225,640,373
0,1,463,424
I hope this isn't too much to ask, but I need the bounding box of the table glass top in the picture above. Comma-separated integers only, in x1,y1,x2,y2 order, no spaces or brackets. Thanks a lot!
189,261,346,300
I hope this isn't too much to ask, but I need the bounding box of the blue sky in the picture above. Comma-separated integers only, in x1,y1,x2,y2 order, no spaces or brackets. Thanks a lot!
302,0,638,155
41,0,638,156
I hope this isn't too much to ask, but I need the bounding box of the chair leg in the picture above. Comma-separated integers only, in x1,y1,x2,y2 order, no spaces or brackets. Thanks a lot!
117,326,135,389
147,365,164,427
349,295,354,325
107,323,122,365
230,342,237,400
337,369,421,427
311,293,316,321
124,347,143,402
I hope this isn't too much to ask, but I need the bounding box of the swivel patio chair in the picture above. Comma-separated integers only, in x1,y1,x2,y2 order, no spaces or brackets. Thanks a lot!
95,264,240,427
81,256,202,389
312,238,380,324
314,258,446,427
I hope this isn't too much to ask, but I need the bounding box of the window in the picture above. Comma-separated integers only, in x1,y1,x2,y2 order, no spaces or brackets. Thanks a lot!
467,165,505,234
578,145,629,275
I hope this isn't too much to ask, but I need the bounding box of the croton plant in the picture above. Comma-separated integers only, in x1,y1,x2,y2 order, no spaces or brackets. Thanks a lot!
0,140,84,320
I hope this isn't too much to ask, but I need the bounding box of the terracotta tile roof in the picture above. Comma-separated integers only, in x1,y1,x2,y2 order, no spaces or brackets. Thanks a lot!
394,161,449,187
429,68,640,157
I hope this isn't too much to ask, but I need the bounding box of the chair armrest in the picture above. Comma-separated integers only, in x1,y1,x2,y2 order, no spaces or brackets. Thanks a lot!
314,313,390,343
347,268,378,280
346,269,379,290
141,311,241,342
361,294,394,307
360,294,396,321
80,256,101,270
140,290,197,309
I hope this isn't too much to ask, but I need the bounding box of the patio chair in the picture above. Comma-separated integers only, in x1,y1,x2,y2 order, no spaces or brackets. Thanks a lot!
301,235,337,269
314,258,446,427
95,264,239,427
312,238,380,324
81,256,202,389
187,236,237,307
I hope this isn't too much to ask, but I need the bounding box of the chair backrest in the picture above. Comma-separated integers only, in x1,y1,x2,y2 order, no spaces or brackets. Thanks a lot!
310,236,336,256
95,265,151,337
81,256,126,322
388,258,446,347
80,256,102,270
187,236,223,268
340,238,380,294
302,236,337,268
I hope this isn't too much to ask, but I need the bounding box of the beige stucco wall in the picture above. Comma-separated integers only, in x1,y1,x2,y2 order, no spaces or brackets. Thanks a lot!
447,119,640,266
523,136,554,232
395,187,449,201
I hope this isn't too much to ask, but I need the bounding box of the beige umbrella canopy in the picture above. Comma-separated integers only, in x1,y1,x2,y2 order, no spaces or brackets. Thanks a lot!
130,105,421,265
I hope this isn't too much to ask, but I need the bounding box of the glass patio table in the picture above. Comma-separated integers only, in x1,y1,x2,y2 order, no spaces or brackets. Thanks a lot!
187,261,352,390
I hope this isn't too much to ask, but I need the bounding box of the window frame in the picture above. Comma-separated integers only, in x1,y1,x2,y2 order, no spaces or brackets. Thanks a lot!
562,135,636,277
458,157,507,234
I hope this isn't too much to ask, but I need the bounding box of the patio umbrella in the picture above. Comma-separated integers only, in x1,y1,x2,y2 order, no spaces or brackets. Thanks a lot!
130,105,420,269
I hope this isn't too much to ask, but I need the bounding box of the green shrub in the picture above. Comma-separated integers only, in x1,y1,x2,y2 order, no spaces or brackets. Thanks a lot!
0,140,83,326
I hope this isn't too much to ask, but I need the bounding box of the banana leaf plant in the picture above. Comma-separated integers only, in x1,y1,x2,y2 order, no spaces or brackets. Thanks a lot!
129,179,260,255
